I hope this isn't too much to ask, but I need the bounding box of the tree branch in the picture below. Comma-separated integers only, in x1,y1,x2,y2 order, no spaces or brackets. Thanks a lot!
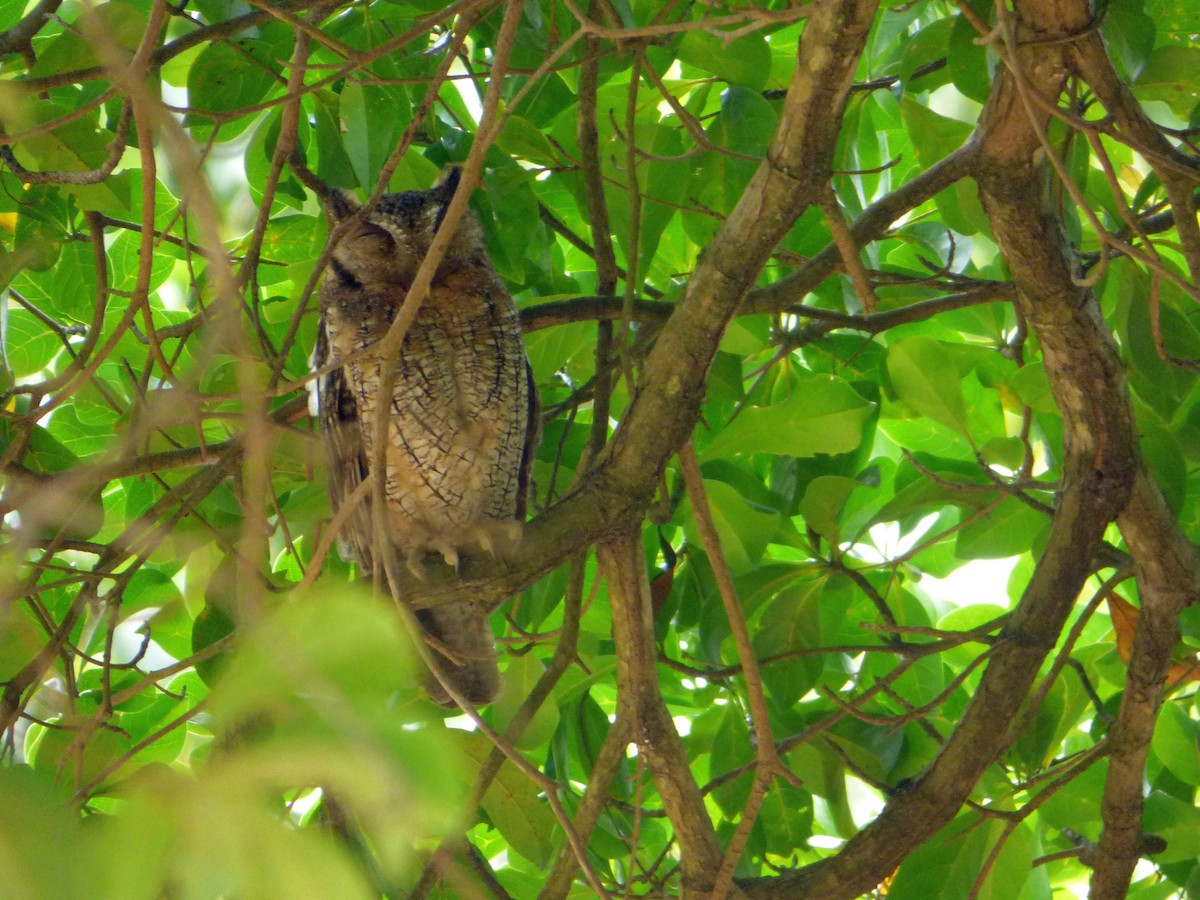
1093,472,1200,897
597,532,722,898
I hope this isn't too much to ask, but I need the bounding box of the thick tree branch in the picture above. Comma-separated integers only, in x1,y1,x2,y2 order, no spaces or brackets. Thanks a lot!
597,532,722,898
738,0,1141,894
1093,472,1200,897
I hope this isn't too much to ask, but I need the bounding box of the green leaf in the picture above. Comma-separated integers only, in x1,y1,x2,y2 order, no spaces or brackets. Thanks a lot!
72,170,133,214
30,715,128,788
709,86,777,190
341,82,409,192
0,766,88,898
1137,405,1187,515
826,719,903,785
123,566,184,614
757,781,814,857
1143,790,1200,865
948,14,991,104
262,215,323,265
15,105,106,172
1103,0,1157,80
980,436,1026,470
1008,362,1054,411
3,308,62,378
29,1,147,77
752,577,825,707
14,423,81,474
495,114,560,167
491,653,561,751
1146,0,1200,41
702,375,875,460
955,497,1047,560
9,241,98,324
312,90,358,189
1134,46,1200,117
676,30,771,92
710,705,753,817
87,762,378,899
108,230,176,296
886,336,971,437
798,475,862,543
209,587,421,731
899,18,953,94
900,97,973,168
464,732,558,867
0,603,44,683
682,479,780,573
0,3,26,30
888,815,1035,900
1153,703,1200,785
187,39,281,119
10,195,65,274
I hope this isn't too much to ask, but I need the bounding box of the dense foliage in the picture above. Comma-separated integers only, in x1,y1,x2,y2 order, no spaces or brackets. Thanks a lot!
2,0,1200,897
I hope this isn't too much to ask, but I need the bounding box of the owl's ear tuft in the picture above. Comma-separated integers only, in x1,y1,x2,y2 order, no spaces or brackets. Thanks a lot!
325,189,362,224
435,167,463,201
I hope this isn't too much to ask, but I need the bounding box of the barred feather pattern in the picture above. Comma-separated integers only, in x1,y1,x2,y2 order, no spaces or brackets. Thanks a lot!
313,177,538,706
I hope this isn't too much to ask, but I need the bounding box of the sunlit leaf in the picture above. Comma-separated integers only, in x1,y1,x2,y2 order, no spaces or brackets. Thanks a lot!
886,336,971,437
703,375,875,460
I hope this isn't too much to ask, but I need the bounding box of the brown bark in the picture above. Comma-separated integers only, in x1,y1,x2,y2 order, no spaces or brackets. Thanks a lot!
598,533,723,898
739,0,1147,894
1094,475,1200,897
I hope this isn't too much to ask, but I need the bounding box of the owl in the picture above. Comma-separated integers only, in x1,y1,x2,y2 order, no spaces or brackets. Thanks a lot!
312,169,539,706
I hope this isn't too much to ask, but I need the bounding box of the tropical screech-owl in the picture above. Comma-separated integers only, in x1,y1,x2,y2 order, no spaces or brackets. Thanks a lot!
312,169,539,706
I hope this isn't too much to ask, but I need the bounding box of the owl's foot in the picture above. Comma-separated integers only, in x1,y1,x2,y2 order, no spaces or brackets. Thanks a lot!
405,550,427,579
436,544,460,571
473,518,524,558
475,529,496,556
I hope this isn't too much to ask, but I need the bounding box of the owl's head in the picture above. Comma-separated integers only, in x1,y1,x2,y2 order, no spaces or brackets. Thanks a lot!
324,168,488,287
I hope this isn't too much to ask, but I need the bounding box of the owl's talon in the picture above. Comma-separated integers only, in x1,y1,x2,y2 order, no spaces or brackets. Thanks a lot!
406,551,427,580
439,546,460,570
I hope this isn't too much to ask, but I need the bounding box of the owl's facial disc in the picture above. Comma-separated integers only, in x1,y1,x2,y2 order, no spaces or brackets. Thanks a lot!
328,218,407,287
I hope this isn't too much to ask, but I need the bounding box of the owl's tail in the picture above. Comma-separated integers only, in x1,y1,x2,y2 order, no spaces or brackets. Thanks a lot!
415,602,501,706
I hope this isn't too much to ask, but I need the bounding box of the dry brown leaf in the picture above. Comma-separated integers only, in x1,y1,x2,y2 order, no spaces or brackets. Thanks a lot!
1106,593,1200,687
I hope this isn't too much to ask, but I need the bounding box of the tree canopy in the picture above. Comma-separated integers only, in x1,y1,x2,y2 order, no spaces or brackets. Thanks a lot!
2,0,1200,897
